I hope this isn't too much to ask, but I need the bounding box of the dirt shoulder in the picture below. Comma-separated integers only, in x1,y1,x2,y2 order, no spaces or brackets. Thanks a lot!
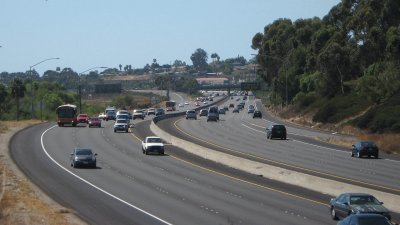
0,121,87,225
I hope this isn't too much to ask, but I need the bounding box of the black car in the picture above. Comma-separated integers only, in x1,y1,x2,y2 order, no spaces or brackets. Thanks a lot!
253,110,262,118
351,141,379,158
337,214,393,225
70,148,97,168
330,193,391,221
266,124,287,140
229,103,235,108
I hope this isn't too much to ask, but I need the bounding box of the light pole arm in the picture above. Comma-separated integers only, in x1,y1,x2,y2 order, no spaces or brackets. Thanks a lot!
30,57,60,70
79,66,108,75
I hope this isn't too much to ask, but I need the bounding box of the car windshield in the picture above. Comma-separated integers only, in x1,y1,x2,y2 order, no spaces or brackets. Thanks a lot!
187,110,195,114
358,217,391,225
350,196,380,205
76,149,92,155
90,117,99,121
148,138,161,143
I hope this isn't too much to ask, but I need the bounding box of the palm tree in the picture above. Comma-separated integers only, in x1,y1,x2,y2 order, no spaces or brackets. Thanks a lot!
11,78,26,120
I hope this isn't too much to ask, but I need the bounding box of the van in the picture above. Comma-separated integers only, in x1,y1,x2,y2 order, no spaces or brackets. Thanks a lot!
207,106,219,122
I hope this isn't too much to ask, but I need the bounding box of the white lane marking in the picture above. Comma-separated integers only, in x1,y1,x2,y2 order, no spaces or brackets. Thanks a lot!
241,123,265,134
40,125,172,225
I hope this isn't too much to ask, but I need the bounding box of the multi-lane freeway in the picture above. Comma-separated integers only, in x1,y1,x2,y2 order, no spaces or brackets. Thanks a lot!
10,93,400,225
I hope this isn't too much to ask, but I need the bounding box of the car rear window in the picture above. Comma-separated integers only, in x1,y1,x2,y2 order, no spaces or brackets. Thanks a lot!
76,149,92,155
148,138,161,143
273,125,286,130
358,217,390,225
361,142,376,147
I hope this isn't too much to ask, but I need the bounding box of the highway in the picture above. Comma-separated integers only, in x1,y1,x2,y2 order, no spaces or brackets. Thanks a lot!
11,120,338,225
165,96,400,193
9,93,400,224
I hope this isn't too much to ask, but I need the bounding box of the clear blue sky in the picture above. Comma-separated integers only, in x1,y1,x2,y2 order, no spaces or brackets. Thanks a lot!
0,0,340,75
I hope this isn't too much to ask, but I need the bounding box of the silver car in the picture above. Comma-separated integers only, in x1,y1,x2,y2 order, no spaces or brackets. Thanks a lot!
70,148,97,168
114,119,129,132
186,110,197,120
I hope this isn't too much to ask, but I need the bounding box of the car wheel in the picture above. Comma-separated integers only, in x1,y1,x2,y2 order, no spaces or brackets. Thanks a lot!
357,152,361,158
331,207,339,220
351,151,354,157
114,130,116,133
145,150,149,155
375,153,379,159
92,163,96,168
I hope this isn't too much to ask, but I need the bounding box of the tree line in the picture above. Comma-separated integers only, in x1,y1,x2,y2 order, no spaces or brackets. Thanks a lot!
251,0,400,132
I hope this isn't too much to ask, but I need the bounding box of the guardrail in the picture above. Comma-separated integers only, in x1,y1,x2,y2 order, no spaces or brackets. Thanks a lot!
152,96,229,124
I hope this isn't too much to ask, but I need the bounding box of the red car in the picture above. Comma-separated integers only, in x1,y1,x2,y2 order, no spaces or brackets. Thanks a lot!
166,107,174,112
88,117,101,128
77,114,89,124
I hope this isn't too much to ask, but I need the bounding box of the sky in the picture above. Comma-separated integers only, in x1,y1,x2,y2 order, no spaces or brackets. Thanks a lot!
0,0,341,75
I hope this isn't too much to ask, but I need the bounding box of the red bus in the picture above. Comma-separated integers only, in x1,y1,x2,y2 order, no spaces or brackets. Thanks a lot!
56,104,78,127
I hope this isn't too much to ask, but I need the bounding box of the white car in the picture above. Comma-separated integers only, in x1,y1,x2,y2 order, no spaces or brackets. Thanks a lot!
98,112,107,120
113,119,129,133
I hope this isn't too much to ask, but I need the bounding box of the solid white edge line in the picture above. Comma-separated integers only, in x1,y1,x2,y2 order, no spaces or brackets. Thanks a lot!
40,125,172,225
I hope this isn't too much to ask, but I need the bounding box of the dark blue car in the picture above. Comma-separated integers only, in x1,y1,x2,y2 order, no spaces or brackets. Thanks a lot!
337,214,394,225
351,141,379,158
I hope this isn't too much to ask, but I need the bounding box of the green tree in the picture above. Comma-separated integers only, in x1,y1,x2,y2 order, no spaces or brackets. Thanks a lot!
10,78,26,120
190,48,208,72
0,83,9,118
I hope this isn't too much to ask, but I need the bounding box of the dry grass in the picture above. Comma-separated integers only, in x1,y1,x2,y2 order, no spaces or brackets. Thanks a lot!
0,120,41,134
272,107,400,154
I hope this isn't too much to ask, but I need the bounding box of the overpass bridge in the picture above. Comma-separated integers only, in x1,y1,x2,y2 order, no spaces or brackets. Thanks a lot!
198,82,260,95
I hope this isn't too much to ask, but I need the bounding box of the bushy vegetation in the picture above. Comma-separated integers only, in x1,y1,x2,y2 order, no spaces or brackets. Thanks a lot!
353,94,400,133
252,0,400,133
312,94,372,123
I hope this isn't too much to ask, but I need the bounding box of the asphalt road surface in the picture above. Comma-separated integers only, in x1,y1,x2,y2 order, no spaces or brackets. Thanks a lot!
11,119,344,225
10,93,400,224
166,96,400,194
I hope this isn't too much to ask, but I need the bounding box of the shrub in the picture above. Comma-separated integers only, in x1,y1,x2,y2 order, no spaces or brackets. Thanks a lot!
313,94,371,123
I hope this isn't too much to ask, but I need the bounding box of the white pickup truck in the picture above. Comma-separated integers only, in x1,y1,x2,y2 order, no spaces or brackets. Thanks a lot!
141,136,164,155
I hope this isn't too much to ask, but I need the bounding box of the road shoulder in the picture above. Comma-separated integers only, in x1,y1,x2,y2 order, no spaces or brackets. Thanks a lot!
0,122,87,225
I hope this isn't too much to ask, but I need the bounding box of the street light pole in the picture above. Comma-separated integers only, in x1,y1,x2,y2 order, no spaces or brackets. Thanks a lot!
78,67,108,114
29,57,60,119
